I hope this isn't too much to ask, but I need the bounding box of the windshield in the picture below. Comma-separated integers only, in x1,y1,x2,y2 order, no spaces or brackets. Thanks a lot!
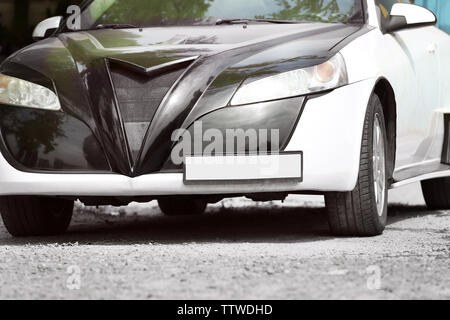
75,0,364,29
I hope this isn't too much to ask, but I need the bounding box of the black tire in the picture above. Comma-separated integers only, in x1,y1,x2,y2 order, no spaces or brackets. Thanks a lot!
0,196,74,237
158,197,207,216
421,178,450,210
325,94,388,237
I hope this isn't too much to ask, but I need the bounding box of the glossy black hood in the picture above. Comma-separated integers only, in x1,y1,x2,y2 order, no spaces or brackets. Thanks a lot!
75,23,356,46
0,23,368,176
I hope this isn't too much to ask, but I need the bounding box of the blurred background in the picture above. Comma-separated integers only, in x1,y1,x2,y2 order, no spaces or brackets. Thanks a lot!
0,0,81,61
415,0,450,33
0,0,447,63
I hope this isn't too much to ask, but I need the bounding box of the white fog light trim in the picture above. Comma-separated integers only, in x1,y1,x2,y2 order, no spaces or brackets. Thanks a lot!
231,53,348,106
0,73,61,111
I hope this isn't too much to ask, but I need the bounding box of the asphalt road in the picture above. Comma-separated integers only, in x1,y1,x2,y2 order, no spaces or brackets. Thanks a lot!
0,183,449,300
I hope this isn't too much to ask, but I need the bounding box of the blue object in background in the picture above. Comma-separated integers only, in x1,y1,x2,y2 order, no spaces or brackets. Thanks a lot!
415,0,450,33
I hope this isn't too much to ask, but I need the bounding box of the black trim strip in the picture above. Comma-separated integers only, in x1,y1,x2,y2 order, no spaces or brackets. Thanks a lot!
442,114,450,165
282,96,310,151
104,58,134,172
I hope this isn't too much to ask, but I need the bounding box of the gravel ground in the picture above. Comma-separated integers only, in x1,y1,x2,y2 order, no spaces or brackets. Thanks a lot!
0,183,449,300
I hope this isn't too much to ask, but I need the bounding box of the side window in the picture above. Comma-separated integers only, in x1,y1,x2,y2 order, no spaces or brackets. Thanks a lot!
376,0,410,20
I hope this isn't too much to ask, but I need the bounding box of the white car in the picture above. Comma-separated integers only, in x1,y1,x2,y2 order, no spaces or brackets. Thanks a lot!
0,0,448,237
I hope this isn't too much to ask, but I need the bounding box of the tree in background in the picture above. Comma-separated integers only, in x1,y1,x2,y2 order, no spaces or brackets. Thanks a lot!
91,0,213,26
257,0,358,23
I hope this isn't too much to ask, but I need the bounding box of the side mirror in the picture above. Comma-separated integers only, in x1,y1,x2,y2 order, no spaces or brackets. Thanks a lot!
384,3,437,33
32,16,63,41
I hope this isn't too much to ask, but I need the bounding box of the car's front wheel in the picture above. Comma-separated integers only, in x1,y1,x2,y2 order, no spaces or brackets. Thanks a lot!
158,197,207,216
325,94,388,237
0,196,74,237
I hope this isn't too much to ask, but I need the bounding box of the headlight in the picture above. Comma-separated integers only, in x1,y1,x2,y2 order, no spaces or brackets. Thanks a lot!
0,73,61,111
231,53,348,106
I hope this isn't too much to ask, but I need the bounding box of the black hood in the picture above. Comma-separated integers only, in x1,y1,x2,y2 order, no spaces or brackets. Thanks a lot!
0,23,369,176
75,22,356,46
62,22,361,68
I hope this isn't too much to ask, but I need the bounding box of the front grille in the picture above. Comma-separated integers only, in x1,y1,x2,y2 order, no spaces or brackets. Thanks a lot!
109,62,187,162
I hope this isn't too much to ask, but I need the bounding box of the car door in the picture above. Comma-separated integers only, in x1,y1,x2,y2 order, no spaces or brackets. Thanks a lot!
376,0,440,172
415,0,450,111
435,23,450,114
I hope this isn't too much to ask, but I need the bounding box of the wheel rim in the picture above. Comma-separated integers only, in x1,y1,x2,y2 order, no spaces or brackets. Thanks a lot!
373,115,386,217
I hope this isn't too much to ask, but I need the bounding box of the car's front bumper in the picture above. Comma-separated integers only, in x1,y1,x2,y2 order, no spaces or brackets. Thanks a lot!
0,79,376,196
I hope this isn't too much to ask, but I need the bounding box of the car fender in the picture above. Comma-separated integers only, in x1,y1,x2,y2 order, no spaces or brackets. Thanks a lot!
285,77,379,192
